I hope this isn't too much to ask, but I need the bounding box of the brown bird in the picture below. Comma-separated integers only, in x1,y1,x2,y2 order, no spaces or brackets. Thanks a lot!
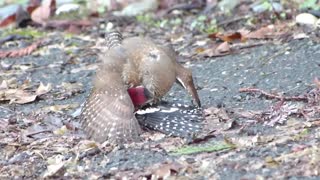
80,31,202,144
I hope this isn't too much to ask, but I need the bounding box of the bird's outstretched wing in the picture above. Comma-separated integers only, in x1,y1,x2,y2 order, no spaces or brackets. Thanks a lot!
136,102,203,137
80,53,141,144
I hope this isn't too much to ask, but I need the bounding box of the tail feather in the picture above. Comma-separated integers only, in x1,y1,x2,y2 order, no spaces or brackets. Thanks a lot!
105,31,123,49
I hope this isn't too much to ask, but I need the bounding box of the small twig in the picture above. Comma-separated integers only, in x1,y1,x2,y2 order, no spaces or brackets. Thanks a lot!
218,15,251,27
239,87,308,101
26,129,53,137
0,143,21,147
78,148,101,160
231,41,269,50
0,38,47,59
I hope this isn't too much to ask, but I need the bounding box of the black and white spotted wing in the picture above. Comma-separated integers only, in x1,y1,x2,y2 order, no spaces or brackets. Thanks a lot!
135,102,203,137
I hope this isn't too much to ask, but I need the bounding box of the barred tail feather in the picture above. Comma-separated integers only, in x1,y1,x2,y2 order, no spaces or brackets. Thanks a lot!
105,31,123,50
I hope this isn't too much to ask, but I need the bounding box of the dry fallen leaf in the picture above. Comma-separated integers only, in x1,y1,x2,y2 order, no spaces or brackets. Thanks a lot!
245,24,288,39
0,80,9,90
209,32,246,42
0,14,16,27
0,89,37,104
0,4,29,27
0,82,51,104
199,41,231,57
13,90,37,104
246,25,275,39
152,162,184,179
43,155,66,178
31,0,56,25
216,41,230,54
36,82,52,95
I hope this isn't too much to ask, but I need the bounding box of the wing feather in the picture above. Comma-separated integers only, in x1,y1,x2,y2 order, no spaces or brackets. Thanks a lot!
80,52,141,144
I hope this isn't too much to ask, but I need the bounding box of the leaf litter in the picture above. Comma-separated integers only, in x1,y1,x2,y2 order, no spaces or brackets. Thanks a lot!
0,81,51,104
1,0,320,179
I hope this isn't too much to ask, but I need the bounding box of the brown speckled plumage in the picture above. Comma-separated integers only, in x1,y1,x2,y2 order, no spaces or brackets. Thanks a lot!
80,31,201,144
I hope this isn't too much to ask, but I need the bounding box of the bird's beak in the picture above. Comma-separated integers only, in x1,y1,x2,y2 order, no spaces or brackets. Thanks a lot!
176,66,201,107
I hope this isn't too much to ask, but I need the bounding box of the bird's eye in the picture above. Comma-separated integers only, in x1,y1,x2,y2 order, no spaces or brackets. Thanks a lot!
148,51,159,61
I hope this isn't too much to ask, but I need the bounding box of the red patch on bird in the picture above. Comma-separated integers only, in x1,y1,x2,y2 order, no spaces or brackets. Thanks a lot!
127,87,149,107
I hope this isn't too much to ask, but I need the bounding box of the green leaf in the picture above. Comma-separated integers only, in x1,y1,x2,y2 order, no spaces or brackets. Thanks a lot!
299,0,319,10
170,142,236,155
1,27,46,39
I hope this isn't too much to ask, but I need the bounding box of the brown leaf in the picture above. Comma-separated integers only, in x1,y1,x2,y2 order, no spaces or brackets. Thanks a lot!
208,32,246,42
208,32,220,40
0,14,16,27
152,162,184,179
200,42,231,57
0,3,29,28
246,26,274,39
227,32,246,42
195,47,205,54
31,0,56,25
27,0,42,14
45,19,93,30
245,24,288,39
216,41,230,53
